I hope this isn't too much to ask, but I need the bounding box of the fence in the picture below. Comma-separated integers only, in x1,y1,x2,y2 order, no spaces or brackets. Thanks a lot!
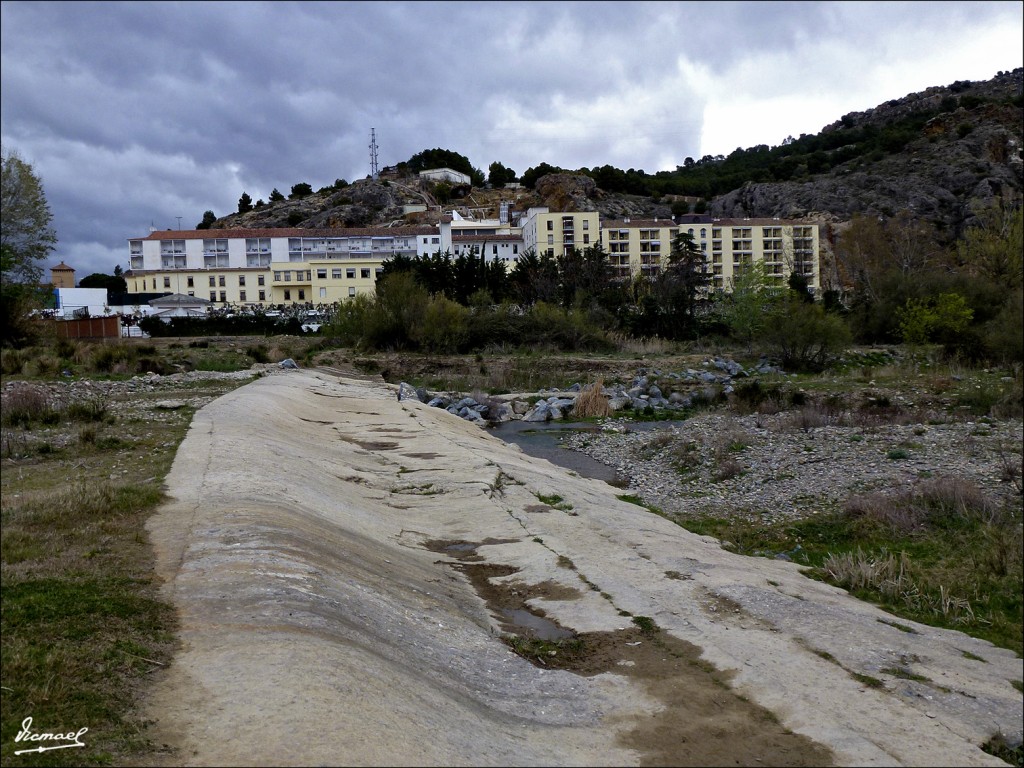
55,316,121,339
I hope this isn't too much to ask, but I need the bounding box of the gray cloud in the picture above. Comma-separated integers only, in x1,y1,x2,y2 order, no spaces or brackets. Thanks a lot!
2,0,1021,278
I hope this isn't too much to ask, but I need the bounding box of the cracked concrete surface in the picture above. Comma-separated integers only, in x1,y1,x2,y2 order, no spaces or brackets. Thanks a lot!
142,370,1022,766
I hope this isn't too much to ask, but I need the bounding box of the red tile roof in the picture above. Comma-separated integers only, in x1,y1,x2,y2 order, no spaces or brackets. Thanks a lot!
134,225,440,241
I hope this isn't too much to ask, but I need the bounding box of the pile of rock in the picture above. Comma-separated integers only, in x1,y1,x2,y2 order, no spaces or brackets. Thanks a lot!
398,357,786,427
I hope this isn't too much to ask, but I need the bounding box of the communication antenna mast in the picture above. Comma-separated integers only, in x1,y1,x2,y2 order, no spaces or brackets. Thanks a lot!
369,128,379,180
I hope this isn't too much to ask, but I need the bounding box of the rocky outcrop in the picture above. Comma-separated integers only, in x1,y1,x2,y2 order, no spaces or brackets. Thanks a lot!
202,70,1021,240
212,178,417,230
711,71,1023,237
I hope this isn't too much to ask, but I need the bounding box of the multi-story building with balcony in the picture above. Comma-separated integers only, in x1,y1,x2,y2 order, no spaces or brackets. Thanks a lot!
604,215,820,293
124,213,819,309
602,218,680,280
125,225,451,307
448,209,525,264
520,208,601,259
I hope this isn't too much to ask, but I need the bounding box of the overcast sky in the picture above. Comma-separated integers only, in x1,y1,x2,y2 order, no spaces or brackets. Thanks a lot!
2,1,1022,280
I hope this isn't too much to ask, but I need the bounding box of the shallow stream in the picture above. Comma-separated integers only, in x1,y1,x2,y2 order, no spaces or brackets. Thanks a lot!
489,419,683,486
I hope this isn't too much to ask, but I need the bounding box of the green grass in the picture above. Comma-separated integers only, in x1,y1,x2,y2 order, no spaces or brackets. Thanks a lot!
880,666,931,682
1,363,248,766
850,672,885,689
534,492,574,512
679,503,1022,655
631,615,658,634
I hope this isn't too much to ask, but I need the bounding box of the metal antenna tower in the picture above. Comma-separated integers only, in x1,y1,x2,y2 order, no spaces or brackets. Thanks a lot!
369,128,379,180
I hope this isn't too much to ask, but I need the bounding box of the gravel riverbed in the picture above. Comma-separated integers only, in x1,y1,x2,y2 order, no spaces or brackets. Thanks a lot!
559,410,1023,523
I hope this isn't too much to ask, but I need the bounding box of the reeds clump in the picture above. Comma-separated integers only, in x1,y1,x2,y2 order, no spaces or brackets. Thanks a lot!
573,378,612,419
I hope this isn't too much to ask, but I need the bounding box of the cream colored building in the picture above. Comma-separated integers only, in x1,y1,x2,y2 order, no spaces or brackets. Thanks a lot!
124,215,819,308
602,218,680,280
602,216,820,293
520,208,601,259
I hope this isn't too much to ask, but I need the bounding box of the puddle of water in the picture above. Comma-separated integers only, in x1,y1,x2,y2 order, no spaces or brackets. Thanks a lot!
501,608,575,641
489,421,623,484
443,542,477,552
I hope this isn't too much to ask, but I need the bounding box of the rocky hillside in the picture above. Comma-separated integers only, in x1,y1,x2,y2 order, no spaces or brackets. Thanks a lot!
207,69,1021,237
709,69,1023,236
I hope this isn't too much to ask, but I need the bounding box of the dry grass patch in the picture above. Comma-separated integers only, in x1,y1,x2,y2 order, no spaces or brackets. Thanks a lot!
573,378,612,419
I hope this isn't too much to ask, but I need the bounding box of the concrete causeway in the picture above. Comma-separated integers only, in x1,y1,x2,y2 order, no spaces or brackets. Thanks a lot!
142,369,1022,766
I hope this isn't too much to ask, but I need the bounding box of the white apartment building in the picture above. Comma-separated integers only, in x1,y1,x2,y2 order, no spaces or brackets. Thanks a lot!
126,224,451,306
447,210,525,264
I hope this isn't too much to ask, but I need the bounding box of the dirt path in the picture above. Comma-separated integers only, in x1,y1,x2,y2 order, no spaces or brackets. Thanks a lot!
140,369,1021,766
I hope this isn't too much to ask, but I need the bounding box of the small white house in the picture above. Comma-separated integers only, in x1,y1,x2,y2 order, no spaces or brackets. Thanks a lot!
148,293,210,320
54,287,110,319
419,167,471,186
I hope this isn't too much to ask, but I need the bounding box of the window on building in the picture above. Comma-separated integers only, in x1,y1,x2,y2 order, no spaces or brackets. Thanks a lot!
348,287,356,297
346,268,355,279
298,289,305,301
284,290,291,301
332,268,342,279
218,276,225,287
317,268,327,279
203,238,229,268
582,220,589,230
547,234,554,245
513,245,518,254
546,220,553,231
219,291,226,302
583,234,589,244
492,245,498,255
258,290,266,301
187,291,194,297
273,272,281,281
360,268,370,279
187,276,194,287
209,276,216,287
238,275,246,286
163,277,171,288
209,291,216,301
320,287,327,299
258,274,265,286
431,237,439,245
239,290,247,302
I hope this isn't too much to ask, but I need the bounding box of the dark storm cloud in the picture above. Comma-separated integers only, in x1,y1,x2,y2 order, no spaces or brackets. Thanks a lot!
1,1,1021,277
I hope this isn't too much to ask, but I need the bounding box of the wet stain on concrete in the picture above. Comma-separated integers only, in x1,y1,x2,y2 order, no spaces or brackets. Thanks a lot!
422,537,835,767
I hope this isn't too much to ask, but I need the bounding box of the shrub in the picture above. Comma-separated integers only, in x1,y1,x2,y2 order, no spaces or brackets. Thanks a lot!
730,378,785,413
0,386,56,427
983,288,1023,365
246,344,270,363
0,347,27,375
761,297,852,372
415,296,469,353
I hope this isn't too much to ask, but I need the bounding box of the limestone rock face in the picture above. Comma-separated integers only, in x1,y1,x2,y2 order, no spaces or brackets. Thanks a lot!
202,70,1020,240
710,71,1023,235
